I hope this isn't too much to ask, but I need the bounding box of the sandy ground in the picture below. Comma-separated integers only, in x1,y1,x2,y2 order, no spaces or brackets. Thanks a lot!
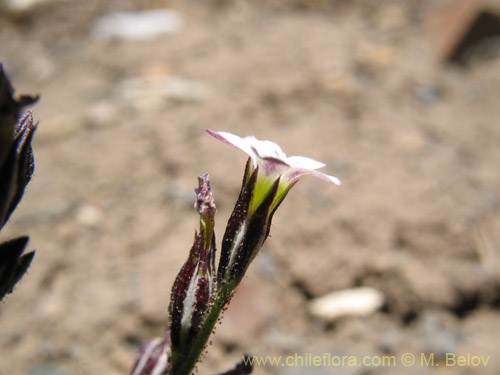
1,0,500,374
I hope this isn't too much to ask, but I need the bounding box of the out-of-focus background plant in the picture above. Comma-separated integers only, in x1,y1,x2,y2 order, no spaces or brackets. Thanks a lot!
0,65,38,300
1,0,500,374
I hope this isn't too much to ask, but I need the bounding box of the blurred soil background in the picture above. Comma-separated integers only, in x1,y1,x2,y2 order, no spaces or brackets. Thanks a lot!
1,0,500,374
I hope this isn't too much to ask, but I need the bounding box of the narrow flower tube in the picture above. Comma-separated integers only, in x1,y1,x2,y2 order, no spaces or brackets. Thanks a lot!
169,174,216,370
207,130,341,288
169,232,214,351
216,161,279,288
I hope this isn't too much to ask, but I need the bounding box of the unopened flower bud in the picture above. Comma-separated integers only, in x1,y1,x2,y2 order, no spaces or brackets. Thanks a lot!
195,173,216,255
169,175,217,361
195,173,216,219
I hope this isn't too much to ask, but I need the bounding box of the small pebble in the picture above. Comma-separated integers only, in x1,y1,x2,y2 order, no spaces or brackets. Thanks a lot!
308,287,385,321
92,9,184,41
76,204,104,227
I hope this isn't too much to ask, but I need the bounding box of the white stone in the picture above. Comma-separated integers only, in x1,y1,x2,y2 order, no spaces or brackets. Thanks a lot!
3,0,59,12
92,9,184,40
76,204,104,227
308,287,385,321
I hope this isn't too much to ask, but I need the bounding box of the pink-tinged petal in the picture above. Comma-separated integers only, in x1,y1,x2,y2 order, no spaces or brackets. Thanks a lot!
286,156,326,170
287,168,342,185
315,172,342,185
206,130,255,160
244,136,287,160
207,130,342,186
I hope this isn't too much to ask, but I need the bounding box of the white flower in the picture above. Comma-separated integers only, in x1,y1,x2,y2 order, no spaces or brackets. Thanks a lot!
206,130,341,186
207,129,341,217
207,130,342,286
